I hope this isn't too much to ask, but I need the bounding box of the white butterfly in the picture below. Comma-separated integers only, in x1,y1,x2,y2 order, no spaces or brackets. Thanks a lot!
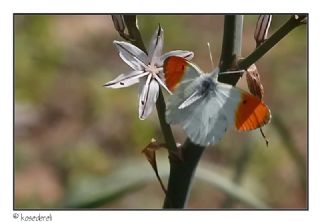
164,56,271,146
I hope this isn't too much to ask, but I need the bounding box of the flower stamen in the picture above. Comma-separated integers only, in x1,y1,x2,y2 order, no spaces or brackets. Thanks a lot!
152,72,172,95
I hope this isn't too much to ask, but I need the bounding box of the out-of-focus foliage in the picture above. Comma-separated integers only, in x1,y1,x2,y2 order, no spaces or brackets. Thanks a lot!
14,15,307,209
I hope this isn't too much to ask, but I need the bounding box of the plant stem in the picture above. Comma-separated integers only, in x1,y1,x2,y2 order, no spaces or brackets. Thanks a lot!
121,15,177,151
123,15,147,53
163,139,204,208
218,16,245,208
156,90,177,150
218,15,243,85
163,15,244,208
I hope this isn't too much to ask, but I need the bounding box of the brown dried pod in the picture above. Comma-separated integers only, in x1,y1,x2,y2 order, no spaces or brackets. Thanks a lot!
245,64,270,146
246,64,264,100
142,138,167,193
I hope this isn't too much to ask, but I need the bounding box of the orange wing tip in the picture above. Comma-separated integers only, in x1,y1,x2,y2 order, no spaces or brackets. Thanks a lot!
235,92,271,131
163,56,188,91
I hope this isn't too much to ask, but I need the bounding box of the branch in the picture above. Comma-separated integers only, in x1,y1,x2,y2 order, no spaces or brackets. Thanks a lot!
163,15,244,208
238,15,307,71
155,90,177,151
163,139,204,208
218,15,244,84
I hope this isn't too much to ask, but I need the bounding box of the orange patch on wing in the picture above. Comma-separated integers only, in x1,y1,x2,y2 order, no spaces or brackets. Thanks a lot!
163,56,188,91
235,92,271,131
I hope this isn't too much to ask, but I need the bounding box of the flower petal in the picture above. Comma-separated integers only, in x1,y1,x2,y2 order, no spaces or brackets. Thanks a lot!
159,50,194,66
139,76,159,120
148,25,164,64
114,41,148,70
104,70,148,88
153,72,172,95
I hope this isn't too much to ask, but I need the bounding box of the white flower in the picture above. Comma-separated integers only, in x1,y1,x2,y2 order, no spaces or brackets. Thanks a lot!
104,25,194,120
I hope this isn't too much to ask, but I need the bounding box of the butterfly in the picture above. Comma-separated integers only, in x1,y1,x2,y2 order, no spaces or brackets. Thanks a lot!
164,56,271,146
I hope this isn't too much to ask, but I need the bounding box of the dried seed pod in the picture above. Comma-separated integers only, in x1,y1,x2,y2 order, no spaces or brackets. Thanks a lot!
142,138,167,194
246,64,264,99
246,64,270,147
254,15,272,47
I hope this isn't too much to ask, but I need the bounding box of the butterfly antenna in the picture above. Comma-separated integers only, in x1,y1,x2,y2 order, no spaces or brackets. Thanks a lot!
207,42,214,69
259,127,269,147
219,70,246,75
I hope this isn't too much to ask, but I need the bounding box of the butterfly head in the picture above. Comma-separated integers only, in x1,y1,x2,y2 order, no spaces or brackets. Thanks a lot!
198,75,216,96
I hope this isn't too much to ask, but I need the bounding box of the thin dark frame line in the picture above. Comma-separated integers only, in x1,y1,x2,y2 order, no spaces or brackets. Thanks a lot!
12,13,308,211
13,13,307,16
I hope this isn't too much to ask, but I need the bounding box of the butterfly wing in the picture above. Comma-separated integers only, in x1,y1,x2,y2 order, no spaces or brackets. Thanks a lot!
166,74,230,146
164,56,205,125
164,56,271,146
163,56,202,91
168,82,233,146
164,57,236,146
216,82,271,131
166,79,271,146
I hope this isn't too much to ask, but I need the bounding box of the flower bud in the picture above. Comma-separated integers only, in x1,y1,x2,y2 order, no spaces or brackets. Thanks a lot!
111,15,125,33
254,15,272,47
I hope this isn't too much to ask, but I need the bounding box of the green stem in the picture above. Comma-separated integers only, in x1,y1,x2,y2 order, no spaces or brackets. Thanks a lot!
163,15,244,208
156,90,177,150
218,15,244,85
123,15,147,53
163,139,204,208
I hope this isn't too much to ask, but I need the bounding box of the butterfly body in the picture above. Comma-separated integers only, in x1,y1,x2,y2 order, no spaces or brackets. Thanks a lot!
164,56,271,146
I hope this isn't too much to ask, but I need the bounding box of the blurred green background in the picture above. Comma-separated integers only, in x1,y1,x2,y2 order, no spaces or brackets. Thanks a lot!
14,15,307,209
